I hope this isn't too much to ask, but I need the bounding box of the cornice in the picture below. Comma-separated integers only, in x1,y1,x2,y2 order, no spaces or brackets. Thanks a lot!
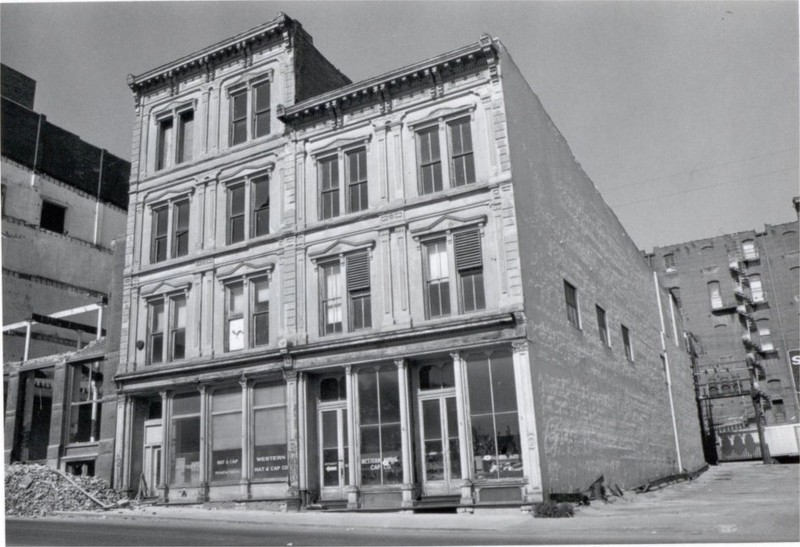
277,34,499,127
127,12,295,96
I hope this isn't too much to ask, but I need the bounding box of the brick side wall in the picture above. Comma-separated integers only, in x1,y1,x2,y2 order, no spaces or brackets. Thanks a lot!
499,46,704,494
1,97,130,209
292,27,352,103
1,64,36,109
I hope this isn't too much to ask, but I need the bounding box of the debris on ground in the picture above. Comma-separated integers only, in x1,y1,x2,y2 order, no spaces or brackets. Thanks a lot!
5,463,128,517
532,501,575,518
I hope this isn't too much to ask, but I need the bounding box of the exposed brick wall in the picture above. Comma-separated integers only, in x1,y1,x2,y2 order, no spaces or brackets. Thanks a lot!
1,64,36,109
499,45,704,494
1,97,130,209
292,26,351,103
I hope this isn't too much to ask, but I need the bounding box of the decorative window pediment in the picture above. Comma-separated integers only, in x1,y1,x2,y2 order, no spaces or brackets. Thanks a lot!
407,104,476,130
145,184,196,206
140,276,193,297
308,238,375,262
409,214,487,239
310,134,372,163
217,257,276,281
218,158,276,184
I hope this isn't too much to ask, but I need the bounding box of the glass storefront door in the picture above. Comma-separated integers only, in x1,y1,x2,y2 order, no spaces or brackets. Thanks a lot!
319,405,349,499
418,394,461,496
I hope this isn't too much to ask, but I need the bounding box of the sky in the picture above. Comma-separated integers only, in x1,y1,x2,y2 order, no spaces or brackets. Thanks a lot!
1,1,797,251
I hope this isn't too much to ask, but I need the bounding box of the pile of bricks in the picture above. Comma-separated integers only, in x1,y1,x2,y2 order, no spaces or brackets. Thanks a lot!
5,463,124,517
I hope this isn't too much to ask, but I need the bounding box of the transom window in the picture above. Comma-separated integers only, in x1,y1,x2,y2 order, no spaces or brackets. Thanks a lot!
151,199,189,263
416,115,475,195
229,79,271,146
227,174,270,244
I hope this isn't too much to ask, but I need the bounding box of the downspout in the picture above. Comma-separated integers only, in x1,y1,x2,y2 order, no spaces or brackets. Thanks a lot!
654,272,683,471
30,113,44,186
93,149,104,246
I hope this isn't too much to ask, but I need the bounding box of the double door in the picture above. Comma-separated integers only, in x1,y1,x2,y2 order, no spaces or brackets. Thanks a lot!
418,393,462,496
318,404,349,499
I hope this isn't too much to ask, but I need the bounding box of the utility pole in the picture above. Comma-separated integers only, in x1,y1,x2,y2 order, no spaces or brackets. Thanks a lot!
747,353,771,464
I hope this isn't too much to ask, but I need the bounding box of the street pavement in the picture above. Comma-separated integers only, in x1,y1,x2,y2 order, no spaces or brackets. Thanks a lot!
5,461,799,545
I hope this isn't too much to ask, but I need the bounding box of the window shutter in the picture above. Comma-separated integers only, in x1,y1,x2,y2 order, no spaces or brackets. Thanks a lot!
346,252,370,291
454,229,482,271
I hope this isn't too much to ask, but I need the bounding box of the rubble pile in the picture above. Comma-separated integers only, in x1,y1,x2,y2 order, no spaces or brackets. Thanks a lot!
5,463,124,517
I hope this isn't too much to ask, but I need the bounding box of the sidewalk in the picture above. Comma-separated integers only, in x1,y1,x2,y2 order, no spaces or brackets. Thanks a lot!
52,462,799,542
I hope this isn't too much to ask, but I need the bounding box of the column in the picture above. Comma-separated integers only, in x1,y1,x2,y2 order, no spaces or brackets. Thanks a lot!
197,385,208,502
158,391,170,503
114,396,131,493
511,340,543,503
46,363,66,469
4,372,20,465
345,366,359,509
380,229,394,327
239,376,251,499
451,351,474,510
297,372,308,503
285,369,301,508
395,359,415,509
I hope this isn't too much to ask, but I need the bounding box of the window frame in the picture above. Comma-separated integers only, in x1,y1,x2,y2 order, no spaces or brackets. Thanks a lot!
150,198,190,264
563,280,581,329
251,382,288,482
226,173,271,245
66,361,103,445
708,281,723,310
596,305,609,346
317,250,372,336
210,386,243,483
40,199,67,234
663,253,676,272
224,273,272,352
413,109,477,196
154,103,195,171
621,324,634,361
227,76,272,147
314,142,370,221
147,292,188,365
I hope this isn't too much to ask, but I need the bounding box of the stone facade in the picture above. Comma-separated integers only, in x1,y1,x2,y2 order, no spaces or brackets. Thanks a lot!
649,217,800,436
114,14,704,510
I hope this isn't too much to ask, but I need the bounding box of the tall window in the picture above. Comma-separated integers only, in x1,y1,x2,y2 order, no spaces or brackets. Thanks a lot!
708,281,723,310
424,239,450,318
151,199,190,263
67,362,103,444
347,251,371,331
252,383,287,480
229,80,271,146
170,393,201,486
211,387,242,482
319,156,340,220
742,240,758,260
149,294,186,364
156,109,194,170
321,262,343,334
750,274,764,302
418,126,443,195
454,229,485,313
358,367,402,485
346,148,368,213
621,324,633,361
466,351,522,480
664,253,676,272
227,175,270,245
564,280,580,328
596,305,609,346
225,276,270,351
448,117,475,187
417,116,476,195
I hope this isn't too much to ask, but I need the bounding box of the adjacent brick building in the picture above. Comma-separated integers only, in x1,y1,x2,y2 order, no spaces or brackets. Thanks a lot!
649,208,800,460
114,14,704,510
2,64,130,479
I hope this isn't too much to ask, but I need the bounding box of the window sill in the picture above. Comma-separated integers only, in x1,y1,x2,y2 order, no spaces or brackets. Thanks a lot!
65,441,100,449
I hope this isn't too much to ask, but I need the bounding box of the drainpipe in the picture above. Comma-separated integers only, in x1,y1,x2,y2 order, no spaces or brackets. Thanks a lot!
92,149,104,246
30,114,44,187
654,272,683,471
23,321,32,361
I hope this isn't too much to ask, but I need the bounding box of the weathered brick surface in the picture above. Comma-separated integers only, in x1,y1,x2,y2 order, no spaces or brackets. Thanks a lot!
293,26,351,104
500,45,704,494
1,64,36,109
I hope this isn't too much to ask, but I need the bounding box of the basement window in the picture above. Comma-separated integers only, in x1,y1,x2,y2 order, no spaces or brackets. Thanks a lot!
40,200,66,234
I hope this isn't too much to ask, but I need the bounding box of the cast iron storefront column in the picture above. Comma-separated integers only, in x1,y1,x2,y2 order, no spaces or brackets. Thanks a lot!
451,351,474,510
512,340,544,503
395,358,415,508
344,365,359,509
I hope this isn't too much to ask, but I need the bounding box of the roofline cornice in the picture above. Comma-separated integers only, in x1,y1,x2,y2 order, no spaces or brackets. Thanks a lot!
127,12,296,95
277,34,499,126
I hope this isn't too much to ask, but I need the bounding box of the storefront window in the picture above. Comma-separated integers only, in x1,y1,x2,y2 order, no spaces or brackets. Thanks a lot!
467,351,522,480
253,383,287,481
68,362,103,443
211,387,242,482
170,393,201,486
358,367,402,485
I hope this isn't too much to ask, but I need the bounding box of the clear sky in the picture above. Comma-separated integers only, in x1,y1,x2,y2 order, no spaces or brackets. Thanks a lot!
1,1,797,251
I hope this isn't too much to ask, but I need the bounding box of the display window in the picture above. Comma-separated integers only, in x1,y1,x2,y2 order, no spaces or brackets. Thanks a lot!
358,367,402,485
252,383,287,481
170,393,201,486
211,387,242,482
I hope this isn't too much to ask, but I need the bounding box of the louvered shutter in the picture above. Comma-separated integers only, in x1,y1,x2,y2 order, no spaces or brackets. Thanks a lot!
346,251,370,291
454,229,482,271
